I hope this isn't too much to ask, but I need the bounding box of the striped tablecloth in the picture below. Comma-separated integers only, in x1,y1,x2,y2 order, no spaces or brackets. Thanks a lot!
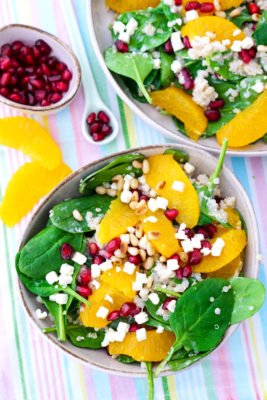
0,1,266,399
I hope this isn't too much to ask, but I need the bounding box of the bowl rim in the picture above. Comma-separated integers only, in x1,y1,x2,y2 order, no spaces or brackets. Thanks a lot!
18,143,260,377
0,23,81,112
87,0,267,157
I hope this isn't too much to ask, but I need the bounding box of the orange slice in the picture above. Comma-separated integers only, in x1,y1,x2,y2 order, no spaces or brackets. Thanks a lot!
181,16,245,45
206,254,243,278
217,91,267,147
108,330,175,362
100,265,139,299
219,0,243,10
97,198,139,245
151,87,207,140
106,0,160,12
0,162,72,226
193,229,247,273
145,154,200,227
0,117,62,169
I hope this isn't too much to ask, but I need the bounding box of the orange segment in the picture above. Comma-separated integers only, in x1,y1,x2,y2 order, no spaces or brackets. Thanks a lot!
219,0,243,10
100,265,139,299
206,254,243,278
0,116,62,169
181,16,245,45
0,162,72,226
106,0,160,12
145,154,200,227
151,87,207,140
193,229,247,273
226,207,242,229
97,198,139,244
217,91,267,147
108,330,175,362
80,282,132,329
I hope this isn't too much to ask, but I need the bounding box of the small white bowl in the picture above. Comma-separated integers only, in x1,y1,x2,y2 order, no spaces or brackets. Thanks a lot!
0,24,81,114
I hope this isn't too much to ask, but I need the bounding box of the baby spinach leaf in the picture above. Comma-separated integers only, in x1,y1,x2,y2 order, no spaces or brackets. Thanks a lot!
230,277,266,324
253,10,267,45
116,355,136,364
42,298,66,341
160,51,175,87
145,292,169,324
50,195,112,233
19,226,84,279
169,350,212,371
67,326,105,349
122,76,148,103
208,54,242,82
228,9,252,28
146,318,171,331
105,48,154,103
164,148,189,163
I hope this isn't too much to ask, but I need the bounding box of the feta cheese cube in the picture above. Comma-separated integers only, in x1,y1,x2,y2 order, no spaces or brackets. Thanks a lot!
113,21,126,35
100,260,113,272
242,37,254,50
171,59,183,74
126,18,138,36
49,293,68,305
233,28,241,37
211,238,225,256
91,264,101,278
136,328,147,342
153,58,161,69
58,274,72,287
118,31,130,44
117,322,130,333
147,198,158,212
123,261,136,275
148,292,160,305
156,325,164,333
167,299,176,312
184,162,195,174
167,259,179,270
171,31,184,52
71,252,87,265
185,10,199,22
156,196,168,210
45,271,59,285
172,180,185,192
201,247,212,256
181,239,194,253
60,263,74,276
90,279,100,290
231,40,242,52
135,311,149,324
96,306,109,319
36,309,48,320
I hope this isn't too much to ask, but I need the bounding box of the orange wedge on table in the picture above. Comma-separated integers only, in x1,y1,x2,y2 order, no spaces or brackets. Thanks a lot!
106,0,160,12
217,91,267,147
151,87,208,141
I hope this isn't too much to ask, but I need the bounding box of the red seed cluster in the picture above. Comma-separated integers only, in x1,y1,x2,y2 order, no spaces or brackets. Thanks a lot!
247,2,260,14
184,1,214,11
0,39,73,106
239,48,256,64
86,110,113,142
205,98,225,122
178,68,194,91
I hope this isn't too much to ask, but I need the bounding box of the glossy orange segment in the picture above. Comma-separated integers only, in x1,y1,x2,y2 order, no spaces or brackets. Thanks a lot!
206,254,243,278
181,16,245,45
151,87,207,140
193,229,247,273
108,330,176,362
145,154,200,228
97,198,139,244
217,91,267,147
0,116,62,170
100,265,139,299
106,0,160,12
0,162,72,226
219,0,243,10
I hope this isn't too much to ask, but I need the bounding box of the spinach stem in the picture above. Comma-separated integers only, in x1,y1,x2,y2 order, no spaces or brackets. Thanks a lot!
43,324,81,334
155,286,181,298
154,342,180,378
208,138,228,195
133,60,152,104
57,305,66,342
146,362,155,400
61,286,90,308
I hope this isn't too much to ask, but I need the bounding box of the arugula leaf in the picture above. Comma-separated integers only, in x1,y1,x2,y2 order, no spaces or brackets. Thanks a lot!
50,195,112,233
18,226,84,279
230,277,266,324
105,48,153,103
253,10,267,45
164,148,189,163
42,298,66,342
154,278,234,377
67,326,105,349
160,51,175,87
169,350,212,371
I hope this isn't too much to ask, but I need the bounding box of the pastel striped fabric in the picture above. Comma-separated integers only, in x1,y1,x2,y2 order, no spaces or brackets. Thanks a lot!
0,1,267,399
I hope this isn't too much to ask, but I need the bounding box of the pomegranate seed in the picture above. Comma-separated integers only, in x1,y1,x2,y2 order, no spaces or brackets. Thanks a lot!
60,242,74,260
201,240,212,249
101,123,112,136
27,93,37,106
32,45,41,59
0,56,11,70
248,47,256,58
1,44,12,57
92,132,105,141
10,76,18,86
98,110,110,124
189,249,202,265
24,54,35,65
239,49,251,64
194,226,210,238
185,227,194,239
61,68,73,82
176,269,183,279
164,39,174,54
179,68,194,91
105,237,121,254
119,302,141,317
128,255,141,265
11,40,24,53
30,78,45,90
183,265,193,278
16,66,25,77
129,323,139,332
56,61,67,72
107,310,120,321
183,36,192,49
9,93,22,103
205,109,221,122
35,90,46,101
205,223,217,237
185,1,200,10
174,0,182,4
76,285,92,298
199,2,214,12
19,45,32,57
78,267,92,285
209,98,225,109
41,63,51,76
0,87,9,97
0,72,11,86
92,255,105,265
139,194,149,201
248,3,260,14
56,81,69,92
162,297,176,310
164,208,179,221
115,39,129,53
50,92,62,103
90,122,102,134
169,253,181,262
88,242,100,257
35,39,51,55
47,56,58,68
40,99,51,106
87,112,96,125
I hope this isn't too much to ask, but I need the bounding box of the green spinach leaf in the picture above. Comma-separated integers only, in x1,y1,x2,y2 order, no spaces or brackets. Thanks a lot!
67,326,105,349
228,9,252,28
160,51,175,87
164,148,189,163
169,350,212,371
116,355,136,364
253,10,267,45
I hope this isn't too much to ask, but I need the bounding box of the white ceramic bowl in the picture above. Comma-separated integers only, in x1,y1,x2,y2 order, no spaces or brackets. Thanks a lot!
88,1,267,157
0,24,81,114
19,144,259,376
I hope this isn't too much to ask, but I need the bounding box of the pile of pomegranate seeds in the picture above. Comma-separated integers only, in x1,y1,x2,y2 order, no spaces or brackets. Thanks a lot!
0,39,73,106
205,98,225,122
86,110,113,142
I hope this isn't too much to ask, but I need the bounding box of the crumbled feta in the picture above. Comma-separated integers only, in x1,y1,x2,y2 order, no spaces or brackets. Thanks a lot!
58,274,72,287
144,216,158,223
156,325,164,333
136,272,148,284
153,58,161,69
36,309,48,320
251,80,265,93
117,322,130,333
167,259,179,270
214,307,221,315
96,306,109,319
231,40,242,52
211,238,225,256
148,292,160,305
104,294,114,303
118,31,130,44
120,234,130,244
113,21,126,35
171,59,183,74
100,260,113,272
90,279,100,290
185,10,199,22
175,223,187,240
143,23,156,36
72,252,87,265
166,299,176,312
123,261,136,275
91,263,101,278
167,18,182,27
148,197,168,212
49,293,68,305
135,311,149,324
184,162,195,174
181,239,194,253
241,37,254,50
201,247,212,256
45,271,59,285
229,57,263,76
126,18,138,36
191,236,202,249
172,180,185,192
170,31,184,52
136,328,147,342
60,263,74,276
85,212,102,230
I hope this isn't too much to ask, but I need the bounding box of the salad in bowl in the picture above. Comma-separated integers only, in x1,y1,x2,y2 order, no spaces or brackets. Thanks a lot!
103,0,267,149
17,142,265,398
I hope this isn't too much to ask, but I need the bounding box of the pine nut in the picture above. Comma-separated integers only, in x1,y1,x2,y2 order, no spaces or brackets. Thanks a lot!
129,201,138,210
117,177,124,191
112,174,123,182
130,178,139,190
156,181,166,190
146,276,154,289
229,7,241,17
127,227,136,234
159,256,166,262
131,191,139,202
135,223,143,238
107,189,117,197
215,11,226,17
144,257,154,270
139,249,147,261
147,231,160,241
130,233,139,247
252,13,260,21
147,242,155,256
72,209,83,221
120,242,128,254
142,159,150,174
132,160,143,169
135,205,148,216
178,252,189,264
95,186,107,195
128,246,139,256
114,249,126,259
